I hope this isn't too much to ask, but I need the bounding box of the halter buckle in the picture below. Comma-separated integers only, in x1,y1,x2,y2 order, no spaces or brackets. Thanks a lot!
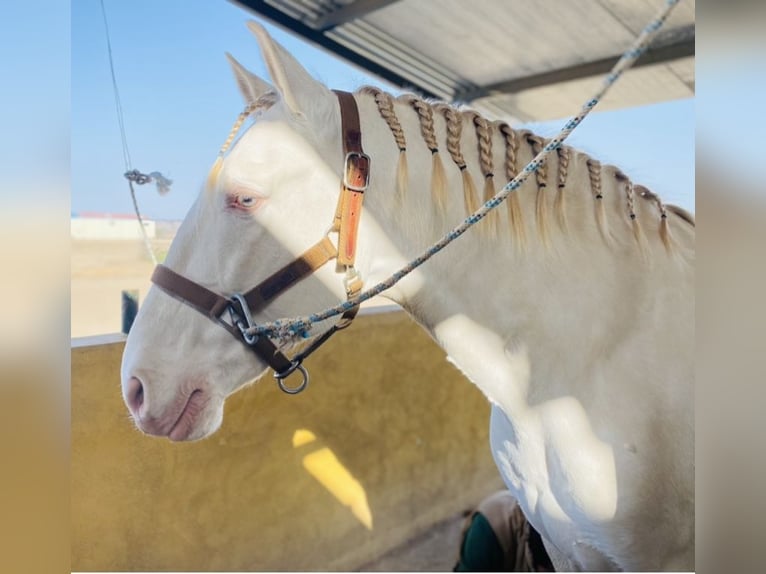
343,152,371,192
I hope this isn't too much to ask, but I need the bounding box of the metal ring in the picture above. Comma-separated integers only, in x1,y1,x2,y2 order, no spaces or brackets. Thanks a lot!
274,363,309,395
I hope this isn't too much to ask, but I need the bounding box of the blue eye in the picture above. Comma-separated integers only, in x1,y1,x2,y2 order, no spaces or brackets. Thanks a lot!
225,191,262,212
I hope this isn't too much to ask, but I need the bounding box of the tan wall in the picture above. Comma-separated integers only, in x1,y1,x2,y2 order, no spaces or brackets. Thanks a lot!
71,310,504,571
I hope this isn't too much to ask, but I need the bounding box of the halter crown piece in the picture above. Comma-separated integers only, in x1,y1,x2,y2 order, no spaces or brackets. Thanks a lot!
151,91,368,394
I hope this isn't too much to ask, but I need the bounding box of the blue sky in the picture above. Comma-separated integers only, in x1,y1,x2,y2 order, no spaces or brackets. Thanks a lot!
71,0,694,221
0,1,69,204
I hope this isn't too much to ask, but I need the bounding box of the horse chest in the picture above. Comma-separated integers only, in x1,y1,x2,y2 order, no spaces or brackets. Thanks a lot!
489,404,623,571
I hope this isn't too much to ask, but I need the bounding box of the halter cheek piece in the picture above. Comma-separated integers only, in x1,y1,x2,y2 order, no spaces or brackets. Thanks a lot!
150,90,370,394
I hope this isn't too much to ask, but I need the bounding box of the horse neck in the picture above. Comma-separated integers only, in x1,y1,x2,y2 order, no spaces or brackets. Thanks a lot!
352,90,694,404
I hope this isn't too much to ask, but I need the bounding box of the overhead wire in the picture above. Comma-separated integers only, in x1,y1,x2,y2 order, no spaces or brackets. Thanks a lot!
98,0,171,265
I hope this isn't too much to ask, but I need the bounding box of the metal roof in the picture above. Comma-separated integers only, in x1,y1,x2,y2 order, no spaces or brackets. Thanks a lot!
231,0,694,122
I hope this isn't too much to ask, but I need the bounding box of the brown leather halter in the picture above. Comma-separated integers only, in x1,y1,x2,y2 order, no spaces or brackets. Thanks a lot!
150,90,370,394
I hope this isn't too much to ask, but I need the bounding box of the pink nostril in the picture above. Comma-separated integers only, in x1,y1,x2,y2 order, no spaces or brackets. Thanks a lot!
125,376,145,415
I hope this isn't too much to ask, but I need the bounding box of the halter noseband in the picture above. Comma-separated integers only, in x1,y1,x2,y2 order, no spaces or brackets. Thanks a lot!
150,90,370,394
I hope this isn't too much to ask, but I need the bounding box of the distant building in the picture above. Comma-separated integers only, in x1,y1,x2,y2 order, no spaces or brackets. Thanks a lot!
71,212,156,240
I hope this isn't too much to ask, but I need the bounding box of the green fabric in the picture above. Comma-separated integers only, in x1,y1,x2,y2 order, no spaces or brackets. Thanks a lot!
454,513,506,572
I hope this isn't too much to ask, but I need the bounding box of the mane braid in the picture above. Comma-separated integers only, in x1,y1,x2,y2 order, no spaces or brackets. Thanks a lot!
586,158,612,244
435,103,482,218
206,93,276,191
618,170,648,256
555,146,570,232
359,86,409,202
402,95,448,212
353,86,686,258
497,121,525,246
636,184,675,252
467,111,499,234
522,131,550,246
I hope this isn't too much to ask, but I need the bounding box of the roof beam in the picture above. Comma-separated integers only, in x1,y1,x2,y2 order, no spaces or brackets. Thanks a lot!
456,24,695,103
312,0,401,31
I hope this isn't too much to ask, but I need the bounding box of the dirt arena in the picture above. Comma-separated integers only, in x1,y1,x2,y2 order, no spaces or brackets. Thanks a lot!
71,238,172,338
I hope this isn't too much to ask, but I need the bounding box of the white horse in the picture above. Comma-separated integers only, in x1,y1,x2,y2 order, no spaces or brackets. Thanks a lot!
121,22,694,572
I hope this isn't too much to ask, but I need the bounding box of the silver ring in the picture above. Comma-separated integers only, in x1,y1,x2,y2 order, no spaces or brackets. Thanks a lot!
274,363,309,394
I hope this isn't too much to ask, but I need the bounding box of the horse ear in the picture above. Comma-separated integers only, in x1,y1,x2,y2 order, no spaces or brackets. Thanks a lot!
225,52,274,106
246,20,333,119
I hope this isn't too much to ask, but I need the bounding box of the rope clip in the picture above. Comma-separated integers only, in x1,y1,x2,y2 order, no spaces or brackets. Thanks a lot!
228,293,259,345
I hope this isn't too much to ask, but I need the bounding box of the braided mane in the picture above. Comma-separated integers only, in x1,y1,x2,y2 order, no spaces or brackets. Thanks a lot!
357,86,693,256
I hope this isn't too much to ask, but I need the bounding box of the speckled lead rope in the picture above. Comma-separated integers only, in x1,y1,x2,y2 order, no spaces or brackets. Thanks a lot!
246,0,682,341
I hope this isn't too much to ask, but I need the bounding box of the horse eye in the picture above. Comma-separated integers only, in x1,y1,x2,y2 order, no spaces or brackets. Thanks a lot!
225,191,262,212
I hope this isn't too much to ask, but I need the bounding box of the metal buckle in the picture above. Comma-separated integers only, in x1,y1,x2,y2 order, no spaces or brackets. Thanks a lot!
343,152,371,192
274,362,309,394
228,293,258,345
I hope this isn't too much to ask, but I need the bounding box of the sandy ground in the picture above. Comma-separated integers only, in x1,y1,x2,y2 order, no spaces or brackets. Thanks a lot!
71,239,170,338
359,512,467,572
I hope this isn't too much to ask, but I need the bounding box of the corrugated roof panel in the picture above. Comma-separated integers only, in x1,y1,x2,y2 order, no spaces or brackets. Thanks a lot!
234,0,694,121
328,20,474,95
484,58,693,122
266,0,336,20
595,0,695,35
365,0,643,86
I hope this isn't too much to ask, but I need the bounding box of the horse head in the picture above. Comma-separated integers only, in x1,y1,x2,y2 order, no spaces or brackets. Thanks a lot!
121,22,356,441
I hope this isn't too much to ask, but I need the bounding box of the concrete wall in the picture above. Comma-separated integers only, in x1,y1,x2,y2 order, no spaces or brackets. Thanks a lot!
71,310,504,571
